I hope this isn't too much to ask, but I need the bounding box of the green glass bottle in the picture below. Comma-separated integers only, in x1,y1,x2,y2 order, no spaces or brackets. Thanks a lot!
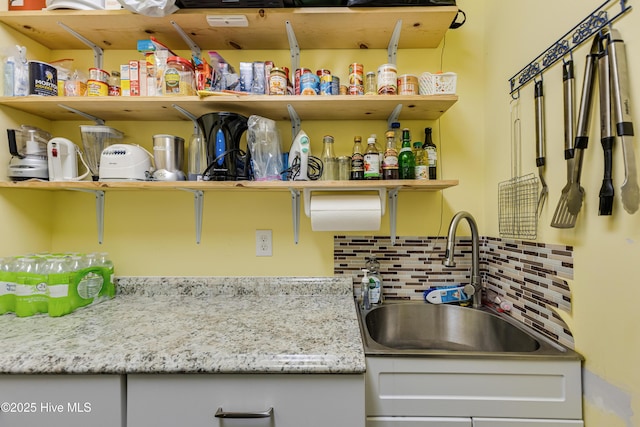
398,128,415,179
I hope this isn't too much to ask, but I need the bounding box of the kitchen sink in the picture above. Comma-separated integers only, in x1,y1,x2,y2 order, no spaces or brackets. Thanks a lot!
357,301,582,359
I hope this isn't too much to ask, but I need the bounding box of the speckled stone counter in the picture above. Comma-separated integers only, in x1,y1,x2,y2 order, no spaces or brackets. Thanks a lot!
0,277,365,375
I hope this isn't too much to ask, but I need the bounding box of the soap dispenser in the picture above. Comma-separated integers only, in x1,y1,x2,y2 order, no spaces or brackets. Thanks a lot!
366,256,383,305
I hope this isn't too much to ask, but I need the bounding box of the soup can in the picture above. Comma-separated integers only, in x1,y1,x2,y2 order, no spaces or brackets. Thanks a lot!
28,61,58,96
295,67,311,95
377,63,397,95
87,79,109,96
398,74,419,95
348,62,364,95
300,72,319,95
320,73,333,95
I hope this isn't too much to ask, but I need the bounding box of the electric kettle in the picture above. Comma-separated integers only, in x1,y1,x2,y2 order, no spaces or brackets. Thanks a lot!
197,112,250,181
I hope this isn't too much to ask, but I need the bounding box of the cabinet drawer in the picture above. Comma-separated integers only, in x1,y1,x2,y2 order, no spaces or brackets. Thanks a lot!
367,416,471,426
0,374,125,427
473,418,584,426
127,374,364,427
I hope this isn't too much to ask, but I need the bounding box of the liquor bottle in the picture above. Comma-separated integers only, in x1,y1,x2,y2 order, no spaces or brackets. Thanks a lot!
363,135,381,180
413,141,428,180
424,127,438,180
382,130,399,180
321,135,337,180
350,136,364,180
398,128,415,179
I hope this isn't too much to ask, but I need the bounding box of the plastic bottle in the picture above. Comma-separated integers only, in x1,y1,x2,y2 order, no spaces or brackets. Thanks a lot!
0,257,16,314
414,141,428,180
188,126,207,181
321,135,338,180
398,128,415,179
366,256,383,305
382,130,399,180
424,127,438,180
361,269,371,310
364,135,381,180
350,136,364,180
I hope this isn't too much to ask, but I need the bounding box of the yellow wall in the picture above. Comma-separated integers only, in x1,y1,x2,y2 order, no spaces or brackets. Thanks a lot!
2,0,639,425
484,1,640,425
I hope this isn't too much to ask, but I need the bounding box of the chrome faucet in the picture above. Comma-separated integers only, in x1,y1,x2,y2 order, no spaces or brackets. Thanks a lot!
442,211,482,308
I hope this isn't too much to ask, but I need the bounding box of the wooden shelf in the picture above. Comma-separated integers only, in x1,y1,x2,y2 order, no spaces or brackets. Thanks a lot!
0,94,457,122
0,179,458,192
0,7,458,51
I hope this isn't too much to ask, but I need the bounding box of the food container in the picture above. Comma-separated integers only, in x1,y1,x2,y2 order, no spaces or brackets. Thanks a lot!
87,79,108,96
377,63,397,95
398,74,419,95
89,67,110,83
300,72,319,95
419,72,457,95
269,67,287,95
348,62,364,95
28,61,58,96
163,56,195,96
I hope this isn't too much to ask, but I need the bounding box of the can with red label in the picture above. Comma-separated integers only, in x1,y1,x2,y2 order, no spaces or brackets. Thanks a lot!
295,67,311,95
348,62,364,95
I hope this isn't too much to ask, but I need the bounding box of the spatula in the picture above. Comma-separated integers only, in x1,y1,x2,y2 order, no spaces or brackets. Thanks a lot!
567,34,600,216
551,60,577,228
597,33,615,216
609,28,639,214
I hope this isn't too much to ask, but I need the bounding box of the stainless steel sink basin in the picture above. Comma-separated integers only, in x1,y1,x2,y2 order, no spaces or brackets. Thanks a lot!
357,301,581,359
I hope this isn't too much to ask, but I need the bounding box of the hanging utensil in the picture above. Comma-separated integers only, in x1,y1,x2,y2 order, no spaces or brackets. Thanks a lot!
551,59,578,228
567,34,601,216
534,78,548,217
609,28,639,214
598,33,615,216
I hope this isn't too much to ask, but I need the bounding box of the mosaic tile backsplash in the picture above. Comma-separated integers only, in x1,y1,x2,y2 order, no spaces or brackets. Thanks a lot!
334,235,575,349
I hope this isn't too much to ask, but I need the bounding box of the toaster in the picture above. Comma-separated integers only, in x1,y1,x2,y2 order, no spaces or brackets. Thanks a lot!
98,144,153,181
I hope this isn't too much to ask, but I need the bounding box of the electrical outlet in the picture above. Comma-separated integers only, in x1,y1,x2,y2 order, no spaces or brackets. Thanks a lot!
256,229,272,257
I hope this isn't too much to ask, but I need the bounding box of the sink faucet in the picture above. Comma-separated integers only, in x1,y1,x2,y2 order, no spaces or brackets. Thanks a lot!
442,211,482,308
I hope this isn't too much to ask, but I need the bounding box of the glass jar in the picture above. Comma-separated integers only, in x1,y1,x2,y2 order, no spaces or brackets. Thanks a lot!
163,56,195,96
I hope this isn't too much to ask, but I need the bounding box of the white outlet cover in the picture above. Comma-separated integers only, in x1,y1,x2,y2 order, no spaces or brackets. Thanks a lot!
256,229,272,257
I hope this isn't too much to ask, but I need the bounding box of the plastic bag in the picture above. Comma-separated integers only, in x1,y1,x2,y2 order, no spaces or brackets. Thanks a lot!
117,0,177,17
247,115,284,181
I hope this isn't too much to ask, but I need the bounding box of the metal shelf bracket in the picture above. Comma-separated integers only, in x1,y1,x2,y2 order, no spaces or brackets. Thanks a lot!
387,104,403,129
171,20,202,59
388,19,402,65
57,22,104,70
68,188,105,244
179,188,204,244
285,21,301,73
290,188,300,244
287,104,301,140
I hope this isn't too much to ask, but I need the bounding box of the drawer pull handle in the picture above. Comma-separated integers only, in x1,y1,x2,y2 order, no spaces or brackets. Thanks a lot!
215,407,274,419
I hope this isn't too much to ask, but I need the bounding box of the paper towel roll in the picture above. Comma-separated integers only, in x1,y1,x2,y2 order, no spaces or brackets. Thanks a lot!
309,194,382,231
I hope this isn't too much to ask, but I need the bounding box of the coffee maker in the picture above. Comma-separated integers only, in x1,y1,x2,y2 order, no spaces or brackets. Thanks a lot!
197,112,250,181
7,125,51,181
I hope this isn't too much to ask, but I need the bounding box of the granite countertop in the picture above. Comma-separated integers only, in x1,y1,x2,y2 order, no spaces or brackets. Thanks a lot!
0,277,365,375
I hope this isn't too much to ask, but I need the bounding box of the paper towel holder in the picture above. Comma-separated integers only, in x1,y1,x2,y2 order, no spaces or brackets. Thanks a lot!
303,187,386,217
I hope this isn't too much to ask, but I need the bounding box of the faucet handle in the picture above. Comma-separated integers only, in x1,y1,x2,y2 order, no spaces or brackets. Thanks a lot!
463,284,476,296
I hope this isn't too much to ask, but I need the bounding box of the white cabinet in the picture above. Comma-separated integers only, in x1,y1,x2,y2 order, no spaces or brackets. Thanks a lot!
368,417,471,426
365,357,583,426
127,373,365,427
0,374,125,427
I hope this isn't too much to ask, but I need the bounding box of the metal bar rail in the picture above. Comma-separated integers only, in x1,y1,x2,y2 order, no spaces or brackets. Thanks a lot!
509,0,632,96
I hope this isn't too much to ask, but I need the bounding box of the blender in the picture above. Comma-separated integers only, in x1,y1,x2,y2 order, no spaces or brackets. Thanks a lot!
7,125,51,181
79,125,124,181
152,134,186,181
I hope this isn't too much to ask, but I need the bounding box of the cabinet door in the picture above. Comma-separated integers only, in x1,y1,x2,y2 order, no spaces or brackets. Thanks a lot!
368,416,471,426
472,419,584,426
127,374,364,427
0,374,125,427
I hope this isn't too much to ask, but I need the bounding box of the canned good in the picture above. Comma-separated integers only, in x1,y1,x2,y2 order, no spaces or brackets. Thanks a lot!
349,62,364,95
269,67,288,95
320,74,333,95
398,74,419,95
89,68,110,83
295,67,311,95
316,68,331,77
377,63,398,95
87,79,108,96
331,76,340,96
300,72,319,95
264,61,274,94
